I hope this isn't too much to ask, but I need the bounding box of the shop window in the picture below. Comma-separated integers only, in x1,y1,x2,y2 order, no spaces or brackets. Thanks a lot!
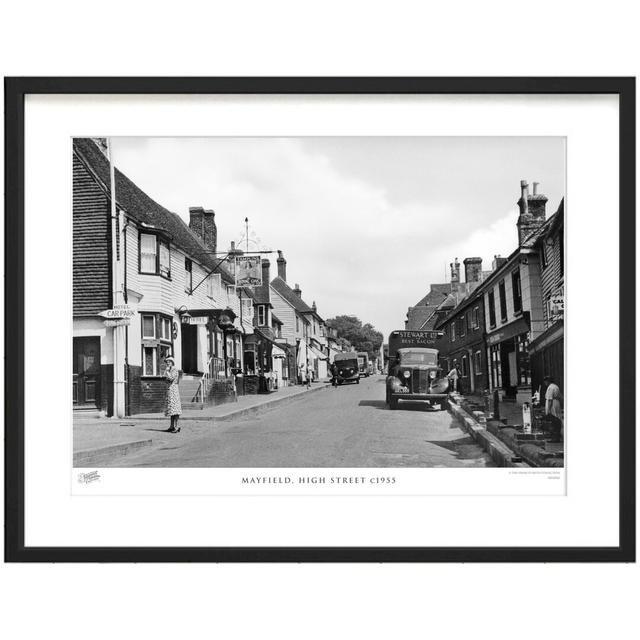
498,280,507,322
517,334,531,385
512,269,522,314
140,233,171,278
490,345,502,389
141,313,173,376
474,350,482,375
185,258,193,294
488,291,496,327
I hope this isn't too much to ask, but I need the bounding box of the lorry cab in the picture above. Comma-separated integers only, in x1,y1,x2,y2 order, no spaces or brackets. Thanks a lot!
385,331,449,410
357,352,370,377
333,352,360,385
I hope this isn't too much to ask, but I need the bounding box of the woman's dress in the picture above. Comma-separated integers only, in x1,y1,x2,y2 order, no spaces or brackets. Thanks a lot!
164,367,182,416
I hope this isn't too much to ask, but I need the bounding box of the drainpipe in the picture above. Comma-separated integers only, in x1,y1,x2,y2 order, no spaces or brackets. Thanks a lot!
107,139,125,418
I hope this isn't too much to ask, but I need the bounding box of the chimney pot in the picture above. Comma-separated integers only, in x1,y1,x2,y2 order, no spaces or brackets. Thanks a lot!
532,182,539,195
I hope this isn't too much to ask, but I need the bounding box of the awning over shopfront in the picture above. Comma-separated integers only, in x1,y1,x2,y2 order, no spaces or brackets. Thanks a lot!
271,344,286,359
309,345,328,360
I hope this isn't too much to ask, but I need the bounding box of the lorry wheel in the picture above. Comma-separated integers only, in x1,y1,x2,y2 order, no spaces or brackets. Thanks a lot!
389,397,398,410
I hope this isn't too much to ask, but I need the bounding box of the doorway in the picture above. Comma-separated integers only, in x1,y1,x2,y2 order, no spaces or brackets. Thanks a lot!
73,337,101,409
181,323,199,374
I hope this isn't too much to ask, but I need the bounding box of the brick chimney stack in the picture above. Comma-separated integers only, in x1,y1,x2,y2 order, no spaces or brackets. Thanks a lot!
277,250,287,281
293,283,302,298
463,257,483,283
189,206,217,255
253,259,271,310
517,180,547,245
450,258,460,284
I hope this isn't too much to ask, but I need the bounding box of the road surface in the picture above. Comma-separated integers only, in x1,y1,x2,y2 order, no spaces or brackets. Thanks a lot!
116,375,494,467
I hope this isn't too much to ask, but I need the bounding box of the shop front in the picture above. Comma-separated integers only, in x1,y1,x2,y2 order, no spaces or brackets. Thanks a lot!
486,315,532,401
529,320,564,399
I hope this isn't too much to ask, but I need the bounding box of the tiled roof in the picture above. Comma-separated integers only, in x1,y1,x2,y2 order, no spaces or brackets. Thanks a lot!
270,276,314,314
414,283,450,307
73,138,234,283
271,312,283,326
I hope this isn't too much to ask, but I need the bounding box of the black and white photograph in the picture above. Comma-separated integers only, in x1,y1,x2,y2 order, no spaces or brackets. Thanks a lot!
72,135,566,471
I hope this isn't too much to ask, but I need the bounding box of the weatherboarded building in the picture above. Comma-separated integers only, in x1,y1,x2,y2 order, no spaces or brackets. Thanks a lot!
72,138,249,416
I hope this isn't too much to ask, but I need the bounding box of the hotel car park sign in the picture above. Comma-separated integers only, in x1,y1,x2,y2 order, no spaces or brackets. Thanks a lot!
99,304,136,327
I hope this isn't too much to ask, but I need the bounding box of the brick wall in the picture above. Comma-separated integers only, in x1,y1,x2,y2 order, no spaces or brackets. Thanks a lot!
139,378,167,413
127,365,142,415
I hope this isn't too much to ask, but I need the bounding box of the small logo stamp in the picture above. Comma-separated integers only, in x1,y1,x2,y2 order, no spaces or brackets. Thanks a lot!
77,470,101,484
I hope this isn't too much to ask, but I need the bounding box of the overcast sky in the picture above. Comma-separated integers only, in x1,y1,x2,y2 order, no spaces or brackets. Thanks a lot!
111,137,565,339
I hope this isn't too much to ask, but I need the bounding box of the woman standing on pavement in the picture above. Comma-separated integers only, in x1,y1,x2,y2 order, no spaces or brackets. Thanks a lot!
164,357,182,433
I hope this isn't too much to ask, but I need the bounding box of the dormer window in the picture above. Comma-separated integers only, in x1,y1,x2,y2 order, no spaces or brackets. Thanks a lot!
140,232,171,279
258,305,266,326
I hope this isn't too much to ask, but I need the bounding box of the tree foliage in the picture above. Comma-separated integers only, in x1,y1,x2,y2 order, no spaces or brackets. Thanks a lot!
326,315,384,359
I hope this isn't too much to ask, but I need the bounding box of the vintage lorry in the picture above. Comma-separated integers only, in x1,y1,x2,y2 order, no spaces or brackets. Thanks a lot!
385,330,450,410
356,352,370,377
333,351,360,385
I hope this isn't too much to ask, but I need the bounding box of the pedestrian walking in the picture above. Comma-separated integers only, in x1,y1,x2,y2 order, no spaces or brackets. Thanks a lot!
164,357,182,433
447,364,460,392
305,366,311,388
330,363,338,387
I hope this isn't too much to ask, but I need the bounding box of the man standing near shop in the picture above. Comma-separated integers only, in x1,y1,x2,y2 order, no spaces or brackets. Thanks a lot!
447,363,460,392
544,375,563,438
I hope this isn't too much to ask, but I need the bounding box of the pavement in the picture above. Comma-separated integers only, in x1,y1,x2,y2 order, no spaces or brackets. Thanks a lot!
74,375,495,468
451,393,564,468
73,381,329,466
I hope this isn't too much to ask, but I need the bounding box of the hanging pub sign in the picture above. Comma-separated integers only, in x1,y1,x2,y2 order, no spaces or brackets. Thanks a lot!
235,255,262,287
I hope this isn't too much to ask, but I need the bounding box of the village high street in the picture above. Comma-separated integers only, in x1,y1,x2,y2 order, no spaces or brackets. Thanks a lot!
80,376,494,468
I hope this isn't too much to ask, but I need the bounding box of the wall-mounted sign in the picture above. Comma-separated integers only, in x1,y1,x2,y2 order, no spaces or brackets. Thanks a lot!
235,255,262,287
99,304,136,319
182,316,208,325
548,293,564,322
103,318,131,327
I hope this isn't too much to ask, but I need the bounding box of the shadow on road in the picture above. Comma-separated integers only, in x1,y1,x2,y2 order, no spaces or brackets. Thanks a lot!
426,436,487,460
358,400,387,409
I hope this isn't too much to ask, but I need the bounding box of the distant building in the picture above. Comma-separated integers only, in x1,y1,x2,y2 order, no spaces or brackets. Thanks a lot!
405,258,491,330
435,265,489,395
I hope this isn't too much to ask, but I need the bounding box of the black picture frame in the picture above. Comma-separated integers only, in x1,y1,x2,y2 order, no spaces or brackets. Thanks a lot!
4,77,635,563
